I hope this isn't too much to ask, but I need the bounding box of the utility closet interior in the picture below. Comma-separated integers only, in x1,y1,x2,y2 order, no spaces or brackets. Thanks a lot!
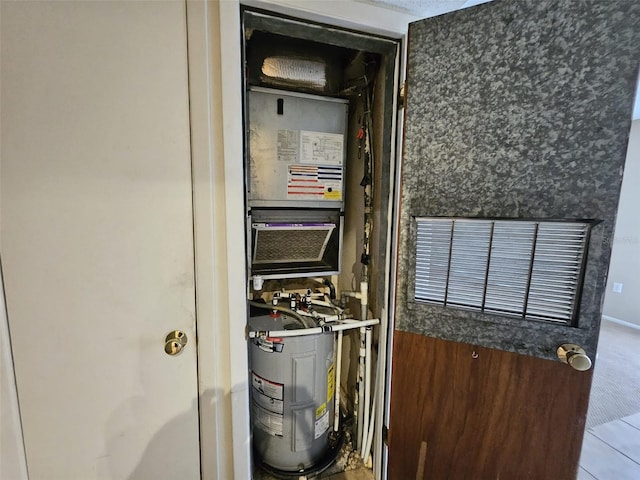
241,9,400,479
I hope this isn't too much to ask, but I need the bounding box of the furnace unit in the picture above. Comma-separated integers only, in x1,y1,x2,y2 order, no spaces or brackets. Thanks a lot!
247,87,348,280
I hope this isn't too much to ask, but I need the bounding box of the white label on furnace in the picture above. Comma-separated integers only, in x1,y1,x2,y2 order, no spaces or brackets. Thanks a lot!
300,131,344,165
277,129,299,162
252,372,283,400
252,403,284,437
314,411,330,439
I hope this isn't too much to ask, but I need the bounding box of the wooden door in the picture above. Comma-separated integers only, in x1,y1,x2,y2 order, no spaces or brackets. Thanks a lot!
0,2,200,479
388,1,639,478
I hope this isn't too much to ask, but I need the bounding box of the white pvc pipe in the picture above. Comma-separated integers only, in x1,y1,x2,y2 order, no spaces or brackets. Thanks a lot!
355,281,369,452
356,326,366,450
296,310,344,322
334,330,343,432
363,321,384,465
358,281,369,324
247,318,380,338
310,299,342,310
363,389,376,466
361,326,372,457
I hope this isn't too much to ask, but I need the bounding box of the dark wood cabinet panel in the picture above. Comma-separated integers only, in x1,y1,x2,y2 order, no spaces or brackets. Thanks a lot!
388,331,592,479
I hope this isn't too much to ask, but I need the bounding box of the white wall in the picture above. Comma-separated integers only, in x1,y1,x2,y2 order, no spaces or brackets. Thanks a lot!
603,119,640,326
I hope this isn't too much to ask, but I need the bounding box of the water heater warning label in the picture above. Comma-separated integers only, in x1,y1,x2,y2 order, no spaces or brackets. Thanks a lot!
252,372,283,401
327,362,335,403
315,410,330,439
252,403,284,437
253,389,283,414
251,372,284,437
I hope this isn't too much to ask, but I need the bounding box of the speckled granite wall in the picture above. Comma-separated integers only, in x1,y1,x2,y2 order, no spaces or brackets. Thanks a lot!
396,0,640,361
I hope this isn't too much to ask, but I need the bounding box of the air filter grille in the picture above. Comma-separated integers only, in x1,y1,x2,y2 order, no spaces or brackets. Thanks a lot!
253,223,335,264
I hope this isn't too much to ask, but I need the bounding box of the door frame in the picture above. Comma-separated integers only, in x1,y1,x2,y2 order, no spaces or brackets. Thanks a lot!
1,262,29,479
191,1,639,478
186,1,415,478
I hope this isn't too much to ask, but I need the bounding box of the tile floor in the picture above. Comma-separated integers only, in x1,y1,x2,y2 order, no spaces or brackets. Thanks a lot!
578,412,640,480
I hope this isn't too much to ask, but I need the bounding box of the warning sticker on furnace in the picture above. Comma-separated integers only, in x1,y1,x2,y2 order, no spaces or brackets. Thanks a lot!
287,164,343,201
276,129,299,162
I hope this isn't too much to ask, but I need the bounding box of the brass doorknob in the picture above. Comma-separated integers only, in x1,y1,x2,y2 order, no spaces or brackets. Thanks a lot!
557,344,592,371
165,330,188,356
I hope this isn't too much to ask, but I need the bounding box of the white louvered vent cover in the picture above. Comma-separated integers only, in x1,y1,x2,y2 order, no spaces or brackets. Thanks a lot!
414,218,591,324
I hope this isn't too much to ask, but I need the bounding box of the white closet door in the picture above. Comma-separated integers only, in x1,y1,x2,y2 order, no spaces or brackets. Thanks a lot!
1,1,200,479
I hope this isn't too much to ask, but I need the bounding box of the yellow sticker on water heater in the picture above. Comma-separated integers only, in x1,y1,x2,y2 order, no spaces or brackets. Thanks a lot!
327,362,335,402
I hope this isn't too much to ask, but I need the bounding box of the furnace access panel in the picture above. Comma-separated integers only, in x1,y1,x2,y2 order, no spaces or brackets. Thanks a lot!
247,87,349,210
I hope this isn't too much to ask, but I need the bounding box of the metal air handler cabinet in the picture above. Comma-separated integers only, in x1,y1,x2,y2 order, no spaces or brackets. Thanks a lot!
247,87,348,280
